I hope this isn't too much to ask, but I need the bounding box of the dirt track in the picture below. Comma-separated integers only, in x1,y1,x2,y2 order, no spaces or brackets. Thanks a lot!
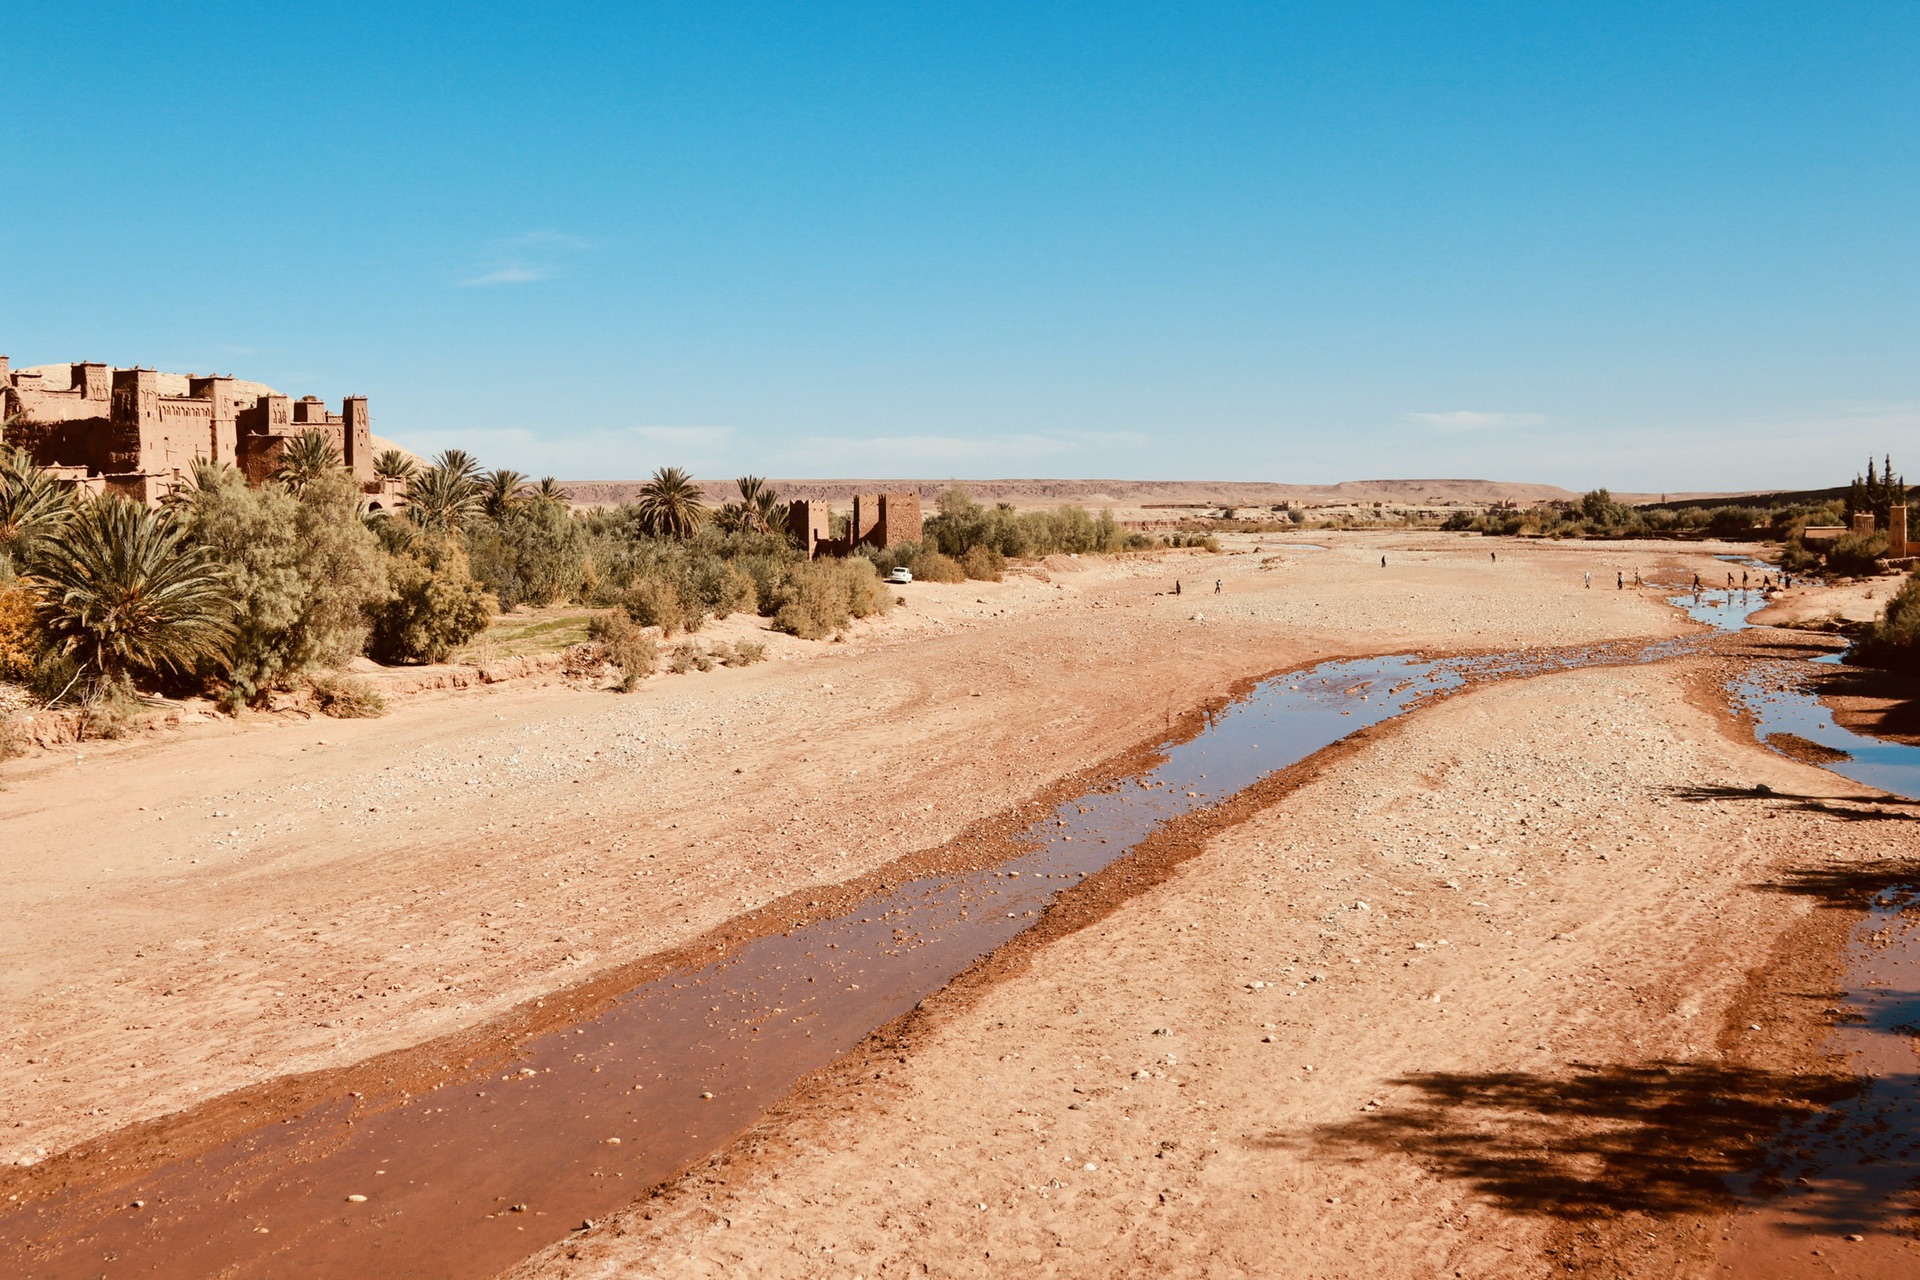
6,532,1897,1277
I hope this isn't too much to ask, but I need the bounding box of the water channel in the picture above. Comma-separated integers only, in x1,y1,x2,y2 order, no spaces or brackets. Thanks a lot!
5,581,1919,1278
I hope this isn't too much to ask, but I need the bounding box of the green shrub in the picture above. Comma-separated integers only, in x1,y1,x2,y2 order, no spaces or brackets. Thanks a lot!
908,549,967,582
666,641,714,674
623,577,694,636
1849,570,1920,673
713,638,768,667
309,673,387,718
769,557,893,639
1826,531,1888,577
465,500,587,611
367,536,494,664
177,465,389,704
686,558,756,618
1778,534,1821,574
921,487,1133,559
587,610,657,689
960,544,1005,581
1164,532,1221,551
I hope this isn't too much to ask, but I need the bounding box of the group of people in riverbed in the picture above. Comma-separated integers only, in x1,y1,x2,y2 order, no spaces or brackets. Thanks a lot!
1688,567,1791,595
1170,557,1794,599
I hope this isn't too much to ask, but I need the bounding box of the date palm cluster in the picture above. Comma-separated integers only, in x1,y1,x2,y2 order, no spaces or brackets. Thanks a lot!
2,445,234,695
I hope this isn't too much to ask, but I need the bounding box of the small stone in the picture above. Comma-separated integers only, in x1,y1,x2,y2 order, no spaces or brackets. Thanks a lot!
130,1200,145,1208
510,1203,528,1213
604,1137,621,1145
700,1091,714,1099
1847,1233,1864,1242
346,1194,368,1203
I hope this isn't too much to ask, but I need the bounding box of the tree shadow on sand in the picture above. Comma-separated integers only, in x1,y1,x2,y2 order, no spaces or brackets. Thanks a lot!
1664,783,1919,826
1275,1061,1915,1226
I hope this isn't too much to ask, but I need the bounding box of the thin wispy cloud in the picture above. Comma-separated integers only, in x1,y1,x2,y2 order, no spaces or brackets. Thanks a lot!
458,230,597,288
1405,410,1548,433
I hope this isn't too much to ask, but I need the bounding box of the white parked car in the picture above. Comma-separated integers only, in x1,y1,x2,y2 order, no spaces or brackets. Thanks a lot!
885,566,913,584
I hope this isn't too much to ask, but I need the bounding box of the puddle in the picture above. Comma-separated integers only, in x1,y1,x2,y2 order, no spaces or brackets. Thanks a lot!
1716,884,1920,1275
1714,640,1920,1269
1670,586,1768,632
1735,673,1920,799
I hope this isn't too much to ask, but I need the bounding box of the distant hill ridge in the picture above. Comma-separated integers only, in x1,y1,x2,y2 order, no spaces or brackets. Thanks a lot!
560,477,1659,509
560,477,1747,509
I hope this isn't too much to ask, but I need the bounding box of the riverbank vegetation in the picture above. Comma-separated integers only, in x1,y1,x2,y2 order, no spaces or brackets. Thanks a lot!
0,456,1169,721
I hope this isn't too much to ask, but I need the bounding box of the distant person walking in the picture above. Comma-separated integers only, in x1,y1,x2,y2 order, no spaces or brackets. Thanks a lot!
1381,555,1387,568
1214,579,1222,594
1617,571,1624,590
1490,550,1497,563
1584,571,1591,589
1692,573,1702,592
1634,569,1642,586
1174,579,1182,595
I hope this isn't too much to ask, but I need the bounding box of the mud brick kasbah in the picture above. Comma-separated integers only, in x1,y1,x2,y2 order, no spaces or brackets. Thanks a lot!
0,357,392,507
785,490,922,558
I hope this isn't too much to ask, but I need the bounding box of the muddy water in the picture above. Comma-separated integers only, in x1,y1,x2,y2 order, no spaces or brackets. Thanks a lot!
1716,885,1920,1276
2,652,1491,1279
1716,648,1920,1272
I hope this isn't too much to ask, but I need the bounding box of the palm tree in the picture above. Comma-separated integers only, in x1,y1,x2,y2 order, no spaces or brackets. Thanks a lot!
31,497,235,690
373,449,418,483
272,430,342,494
482,468,530,520
713,502,750,534
404,464,486,535
636,466,708,539
734,475,785,535
0,446,76,568
434,449,484,488
533,476,569,506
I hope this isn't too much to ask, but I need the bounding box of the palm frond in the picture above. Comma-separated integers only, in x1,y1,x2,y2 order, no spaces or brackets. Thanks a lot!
272,430,342,494
0,446,77,567
635,466,709,539
30,498,235,685
373,449,418,482
405,464,486,535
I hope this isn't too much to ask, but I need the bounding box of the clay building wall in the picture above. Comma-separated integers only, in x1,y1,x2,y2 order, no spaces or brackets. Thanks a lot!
2,357,374,504
786,499,837,559
874,491,921,548
850,494,881,548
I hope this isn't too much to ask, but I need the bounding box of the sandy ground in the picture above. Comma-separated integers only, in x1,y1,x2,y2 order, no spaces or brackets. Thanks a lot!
505,655,1916,1280
8,531,1898,1278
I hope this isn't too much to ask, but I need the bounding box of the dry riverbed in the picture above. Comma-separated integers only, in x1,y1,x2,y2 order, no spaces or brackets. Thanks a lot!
5,532,1893,1278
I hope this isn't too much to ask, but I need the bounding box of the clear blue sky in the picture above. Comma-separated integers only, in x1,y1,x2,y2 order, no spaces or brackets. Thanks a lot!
3,3,1915,491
